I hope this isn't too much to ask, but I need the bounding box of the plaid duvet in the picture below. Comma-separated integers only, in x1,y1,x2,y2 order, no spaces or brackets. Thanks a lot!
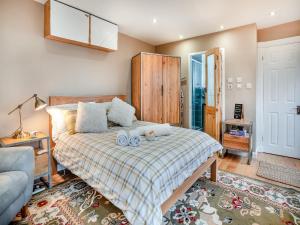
54,121,222,225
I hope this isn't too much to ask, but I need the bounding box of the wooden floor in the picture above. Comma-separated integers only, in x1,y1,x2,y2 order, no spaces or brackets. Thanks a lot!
51,152,300,191
218,152,300,191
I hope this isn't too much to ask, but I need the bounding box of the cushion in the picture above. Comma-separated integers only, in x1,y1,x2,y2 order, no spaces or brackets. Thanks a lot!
46,104,78,141
47,102,112,139
107,97,135,127
0,171,28,215
64,110,77,135
75,102,108,133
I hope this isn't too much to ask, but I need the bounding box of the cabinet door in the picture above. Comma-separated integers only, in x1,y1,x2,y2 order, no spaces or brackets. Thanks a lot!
90,15,118,51
50,0,89,43
162,56,180,124
141,54,163,123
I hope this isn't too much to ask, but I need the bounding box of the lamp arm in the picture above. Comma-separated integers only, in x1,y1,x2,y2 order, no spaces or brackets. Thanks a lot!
8,94,37,115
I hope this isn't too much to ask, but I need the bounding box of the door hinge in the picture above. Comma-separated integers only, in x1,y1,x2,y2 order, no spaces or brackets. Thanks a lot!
261,136,264,142
262,56,264,61
215,64,217,70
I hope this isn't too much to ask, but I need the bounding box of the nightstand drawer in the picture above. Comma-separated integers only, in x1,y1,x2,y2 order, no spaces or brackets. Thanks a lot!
223,133,249,151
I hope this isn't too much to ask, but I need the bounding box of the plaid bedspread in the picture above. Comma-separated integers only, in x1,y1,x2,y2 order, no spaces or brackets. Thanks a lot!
54,121,222,225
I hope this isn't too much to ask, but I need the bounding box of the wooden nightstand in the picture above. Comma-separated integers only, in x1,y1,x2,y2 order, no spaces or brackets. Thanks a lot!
0,132,52,189
222,119,253,165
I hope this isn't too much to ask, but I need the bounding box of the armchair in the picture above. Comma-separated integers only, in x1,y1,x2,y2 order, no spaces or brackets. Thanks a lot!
0,146,34,225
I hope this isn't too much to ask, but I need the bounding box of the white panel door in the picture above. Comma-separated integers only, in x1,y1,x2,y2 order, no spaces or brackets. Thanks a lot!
90,15,118,50
263,42,300,158
50,0,89,43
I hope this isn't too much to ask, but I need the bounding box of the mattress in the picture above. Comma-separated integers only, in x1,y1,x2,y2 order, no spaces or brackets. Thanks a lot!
54,121,222,225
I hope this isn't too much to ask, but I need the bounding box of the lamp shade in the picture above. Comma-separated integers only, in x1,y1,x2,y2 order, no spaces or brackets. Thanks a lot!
35,96,47,111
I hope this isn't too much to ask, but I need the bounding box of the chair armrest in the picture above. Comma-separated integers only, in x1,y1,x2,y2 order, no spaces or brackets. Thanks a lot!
0,147,35,177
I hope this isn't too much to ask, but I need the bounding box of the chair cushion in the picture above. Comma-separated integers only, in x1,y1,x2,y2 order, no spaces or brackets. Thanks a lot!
0,171,28,215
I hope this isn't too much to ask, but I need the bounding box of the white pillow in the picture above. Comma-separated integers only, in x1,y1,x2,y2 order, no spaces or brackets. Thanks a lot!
46,102,112,140
75,102,107,133
46,104,78,141
107,97,135,127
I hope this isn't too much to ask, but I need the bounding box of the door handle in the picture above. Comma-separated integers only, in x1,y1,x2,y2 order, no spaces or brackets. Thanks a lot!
297,106,300,115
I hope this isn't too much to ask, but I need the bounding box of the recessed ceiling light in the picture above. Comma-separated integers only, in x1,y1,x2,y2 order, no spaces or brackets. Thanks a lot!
152,18,157,24
220,25,224,30
270,11,275,16
179,35,183,39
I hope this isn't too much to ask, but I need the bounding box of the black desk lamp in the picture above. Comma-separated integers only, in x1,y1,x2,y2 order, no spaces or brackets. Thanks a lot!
8,94,47,138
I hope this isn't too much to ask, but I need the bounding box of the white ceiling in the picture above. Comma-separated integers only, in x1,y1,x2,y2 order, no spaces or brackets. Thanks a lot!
36,0,300,45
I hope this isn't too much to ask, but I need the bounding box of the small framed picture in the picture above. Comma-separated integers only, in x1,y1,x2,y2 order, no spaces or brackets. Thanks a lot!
234,104,243,119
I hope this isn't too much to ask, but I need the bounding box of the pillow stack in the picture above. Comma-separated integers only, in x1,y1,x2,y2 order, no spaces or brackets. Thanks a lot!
46,97,136,138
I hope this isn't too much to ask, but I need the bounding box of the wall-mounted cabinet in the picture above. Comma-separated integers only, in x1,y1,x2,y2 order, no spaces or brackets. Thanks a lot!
44,0,118,52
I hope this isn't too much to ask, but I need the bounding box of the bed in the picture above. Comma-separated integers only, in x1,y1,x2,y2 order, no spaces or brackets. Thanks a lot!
49,95,222,225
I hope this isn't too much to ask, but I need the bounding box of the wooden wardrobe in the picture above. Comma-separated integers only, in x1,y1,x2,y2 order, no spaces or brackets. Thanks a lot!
131,52,181,125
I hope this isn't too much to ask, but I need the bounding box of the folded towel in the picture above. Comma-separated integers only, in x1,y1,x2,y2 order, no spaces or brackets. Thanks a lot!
145,130,156,141
137,123,172,137
128,129,141,147
116,130,129,146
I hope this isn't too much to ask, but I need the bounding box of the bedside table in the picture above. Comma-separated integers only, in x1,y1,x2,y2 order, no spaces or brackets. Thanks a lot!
0,132,52,188
222,119,253,165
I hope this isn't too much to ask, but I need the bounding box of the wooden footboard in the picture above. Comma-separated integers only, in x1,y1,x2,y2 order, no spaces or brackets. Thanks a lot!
161,154,217,214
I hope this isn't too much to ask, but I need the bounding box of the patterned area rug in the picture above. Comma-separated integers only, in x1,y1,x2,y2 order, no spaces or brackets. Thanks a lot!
17,171,300,225
257,160,300,188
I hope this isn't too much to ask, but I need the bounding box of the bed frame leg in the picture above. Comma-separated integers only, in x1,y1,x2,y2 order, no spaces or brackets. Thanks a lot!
210,158,217,182
51,149,58,175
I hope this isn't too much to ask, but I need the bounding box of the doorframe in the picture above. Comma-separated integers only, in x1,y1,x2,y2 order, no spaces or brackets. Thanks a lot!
188,48,225,129
256,36,300,152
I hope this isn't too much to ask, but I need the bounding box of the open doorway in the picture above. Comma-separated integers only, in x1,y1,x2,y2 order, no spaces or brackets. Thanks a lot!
188,48,225,141
189,52,206,130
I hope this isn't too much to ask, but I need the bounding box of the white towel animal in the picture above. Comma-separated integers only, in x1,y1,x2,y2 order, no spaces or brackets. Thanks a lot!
137,123,172,137
128,129,141,147
116,130,129,146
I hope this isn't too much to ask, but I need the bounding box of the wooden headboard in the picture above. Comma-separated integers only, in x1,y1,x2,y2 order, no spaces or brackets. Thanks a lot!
49,95,126,106
48,95,127,144
48,95,126,174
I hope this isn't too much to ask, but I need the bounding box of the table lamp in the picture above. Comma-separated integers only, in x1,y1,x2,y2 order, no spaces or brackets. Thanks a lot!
8,94,47,138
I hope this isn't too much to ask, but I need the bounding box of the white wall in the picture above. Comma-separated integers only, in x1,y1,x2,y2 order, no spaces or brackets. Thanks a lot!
0,0,154,136
156,24,257,132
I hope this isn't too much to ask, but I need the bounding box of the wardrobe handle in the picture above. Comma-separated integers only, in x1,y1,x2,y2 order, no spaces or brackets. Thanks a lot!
161,85,164,96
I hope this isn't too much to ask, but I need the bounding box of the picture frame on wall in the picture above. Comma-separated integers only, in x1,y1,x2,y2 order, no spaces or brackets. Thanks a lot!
234,104,244,119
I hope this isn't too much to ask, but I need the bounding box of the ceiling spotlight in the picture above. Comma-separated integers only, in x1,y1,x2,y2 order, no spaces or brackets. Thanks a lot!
270,11,275,16
179,35,183,39
220,25,224,30
152,18,157,24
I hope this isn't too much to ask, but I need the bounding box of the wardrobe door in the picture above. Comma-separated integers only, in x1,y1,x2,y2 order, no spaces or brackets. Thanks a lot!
162,56,180,124
141,54,163,123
